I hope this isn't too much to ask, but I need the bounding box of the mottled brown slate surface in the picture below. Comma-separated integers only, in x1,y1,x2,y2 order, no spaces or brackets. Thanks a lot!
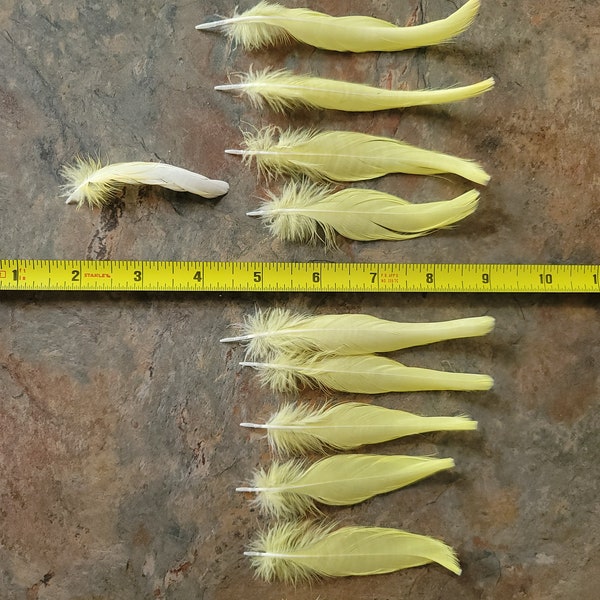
1,1,599,599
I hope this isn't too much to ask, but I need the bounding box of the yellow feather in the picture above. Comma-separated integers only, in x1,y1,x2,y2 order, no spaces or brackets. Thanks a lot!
240,353,493,394
61,157,229,208
246,521,461,583
237,454,455,517
222,307,495,360
226,126,490,185
215,68,494,113
241,402,478,455
247,181,479,245
197,0,481,53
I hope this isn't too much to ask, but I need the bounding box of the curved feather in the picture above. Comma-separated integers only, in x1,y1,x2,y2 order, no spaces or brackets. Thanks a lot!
223,308,495,360
226,126,490,185
197,0,480,53
246,521,461,583
215,68,494,113
242,402,478,455
61,157,229,207
238,454,455,517
247,181,479,245
240,354,493,394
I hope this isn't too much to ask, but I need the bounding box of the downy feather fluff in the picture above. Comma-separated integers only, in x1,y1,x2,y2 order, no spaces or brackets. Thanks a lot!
223,308,495,360
246,520,461,583
247,182,479,245
197,0,480,53
237,454,455,517
215,68,494,113
241,402,478,455
240,353,493,394
226,126,490,185
61,157,229,207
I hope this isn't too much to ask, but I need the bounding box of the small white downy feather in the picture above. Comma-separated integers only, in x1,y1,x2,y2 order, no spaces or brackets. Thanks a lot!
222,307,495,360
240,353,493,394
246,520,461,583
246,181,479,246
241,402,478,455
61,157,229,208
237,454,455,517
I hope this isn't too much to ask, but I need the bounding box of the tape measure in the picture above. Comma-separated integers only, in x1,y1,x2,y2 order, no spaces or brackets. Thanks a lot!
1,260,599,292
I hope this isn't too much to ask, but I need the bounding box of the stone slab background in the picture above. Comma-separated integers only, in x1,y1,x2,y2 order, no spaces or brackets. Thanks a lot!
0,1,599,599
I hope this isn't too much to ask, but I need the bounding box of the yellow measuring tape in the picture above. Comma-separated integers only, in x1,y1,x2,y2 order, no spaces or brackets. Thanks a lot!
0,260,598,292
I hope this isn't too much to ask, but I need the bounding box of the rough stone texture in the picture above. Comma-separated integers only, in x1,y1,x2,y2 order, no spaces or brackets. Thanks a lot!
0,1,599,599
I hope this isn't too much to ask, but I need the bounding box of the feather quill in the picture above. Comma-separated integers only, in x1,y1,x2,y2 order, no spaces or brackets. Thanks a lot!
226,126,490,185
240,353,493,394
223,308,495,360
237,454,455,517
247,182,479,245
215,68,494,113
197,0,480,53
246,520,461,583
241,402,478,455
61,157,229,207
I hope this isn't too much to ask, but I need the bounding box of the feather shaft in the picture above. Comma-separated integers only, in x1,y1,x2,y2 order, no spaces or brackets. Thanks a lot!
244,402,477,455
227,126,490,185
239,454,454,517
248,182,479,245
224,308,495,360
240,354,493,394
247,521,461,583
197,0,480,53
61,158,229,208
216,68,494,113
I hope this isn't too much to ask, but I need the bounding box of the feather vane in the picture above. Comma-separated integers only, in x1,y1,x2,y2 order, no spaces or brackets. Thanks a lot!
61,158,229,207
240,353,493,394
237,454,455,517
215,68,494,113
226,126,490,185
223,308,495,360
242,402,478,455
247,182,479,245
246,521,461,583
197,0,480,53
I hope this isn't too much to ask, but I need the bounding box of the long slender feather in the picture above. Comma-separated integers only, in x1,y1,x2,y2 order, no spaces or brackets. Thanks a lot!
237,454,455,517
225,126,490,185
61,157,229,207
247,181,479,245
223,308,495,360
215,68,494,113
197,0,480,53
240,354,493,394
241,402,478,455
246,521,461,583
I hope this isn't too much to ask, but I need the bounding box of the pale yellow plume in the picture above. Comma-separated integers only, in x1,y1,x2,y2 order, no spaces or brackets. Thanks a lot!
247,181,479,246
197,0,481,53
61,157,229,208
246,521,461,583
241,402,478,455
222,307,495,360
240,353,493,394
237,454,455,517
215,68,494,113
226,126,490,185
